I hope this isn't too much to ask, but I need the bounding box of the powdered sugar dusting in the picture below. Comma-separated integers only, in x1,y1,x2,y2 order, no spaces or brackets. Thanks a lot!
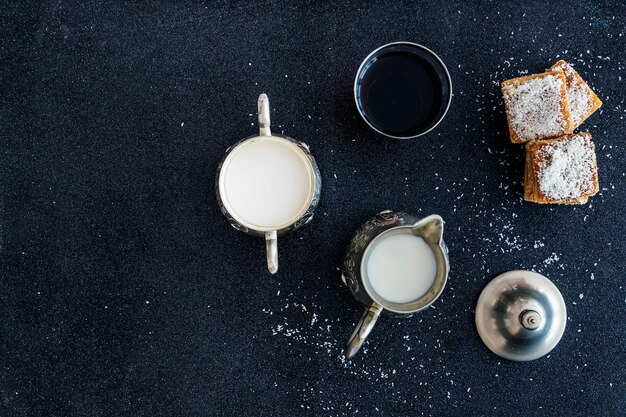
537,134,597,200
502,72,569,142
550,60,599,127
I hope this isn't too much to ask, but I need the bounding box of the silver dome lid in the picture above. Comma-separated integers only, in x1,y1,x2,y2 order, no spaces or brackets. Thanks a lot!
475,270,567,361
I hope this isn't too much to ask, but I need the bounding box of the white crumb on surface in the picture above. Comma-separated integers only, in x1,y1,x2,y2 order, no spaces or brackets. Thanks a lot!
543,253,560,266
502,72,569,141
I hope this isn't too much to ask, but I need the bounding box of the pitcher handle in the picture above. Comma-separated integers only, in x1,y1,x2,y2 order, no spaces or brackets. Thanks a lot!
344,302,383,359
265,231,278,274
258,93,271,137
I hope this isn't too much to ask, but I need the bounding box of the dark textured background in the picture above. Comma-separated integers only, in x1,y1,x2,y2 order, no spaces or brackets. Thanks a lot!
1,1,625,416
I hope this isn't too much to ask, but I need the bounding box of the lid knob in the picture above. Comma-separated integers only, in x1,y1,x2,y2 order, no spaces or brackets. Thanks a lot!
520,310,542,330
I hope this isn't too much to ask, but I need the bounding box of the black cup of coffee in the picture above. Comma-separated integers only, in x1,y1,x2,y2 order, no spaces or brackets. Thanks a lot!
354,42,452,139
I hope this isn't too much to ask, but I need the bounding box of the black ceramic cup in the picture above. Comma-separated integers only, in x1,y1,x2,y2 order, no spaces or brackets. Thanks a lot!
354,42,452,139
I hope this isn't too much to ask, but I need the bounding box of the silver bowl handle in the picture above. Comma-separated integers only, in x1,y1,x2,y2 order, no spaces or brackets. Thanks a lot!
265,231,278,274
258,94,271,137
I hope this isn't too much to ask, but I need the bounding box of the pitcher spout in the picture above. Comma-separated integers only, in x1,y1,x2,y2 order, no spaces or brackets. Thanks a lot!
411,214,444,245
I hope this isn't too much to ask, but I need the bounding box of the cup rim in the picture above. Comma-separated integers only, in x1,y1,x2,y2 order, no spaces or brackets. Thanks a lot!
218,134,317,232
353,41,453,140
359,225,448,314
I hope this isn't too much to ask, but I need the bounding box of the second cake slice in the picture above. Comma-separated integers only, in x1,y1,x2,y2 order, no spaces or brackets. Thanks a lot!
548,60,603,129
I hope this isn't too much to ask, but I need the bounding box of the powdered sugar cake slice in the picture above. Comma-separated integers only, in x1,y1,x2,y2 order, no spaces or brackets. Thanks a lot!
501,71,573,143
524,133,599,204
549,60,602,129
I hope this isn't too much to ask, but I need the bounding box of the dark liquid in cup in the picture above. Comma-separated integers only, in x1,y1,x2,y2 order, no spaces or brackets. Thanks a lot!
356,48,449,138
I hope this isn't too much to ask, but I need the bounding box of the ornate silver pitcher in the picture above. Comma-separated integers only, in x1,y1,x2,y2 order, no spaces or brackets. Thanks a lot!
341,210,449,358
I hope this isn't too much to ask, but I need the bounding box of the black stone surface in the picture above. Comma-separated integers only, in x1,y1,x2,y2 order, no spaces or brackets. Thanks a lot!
1,1,624,416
